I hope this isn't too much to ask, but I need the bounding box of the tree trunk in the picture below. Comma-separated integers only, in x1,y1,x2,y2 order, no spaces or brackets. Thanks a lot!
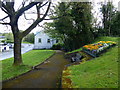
13,35,23,66
108,26,111,36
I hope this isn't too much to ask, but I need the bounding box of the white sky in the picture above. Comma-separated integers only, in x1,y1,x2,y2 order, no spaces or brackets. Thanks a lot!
0,0,119,34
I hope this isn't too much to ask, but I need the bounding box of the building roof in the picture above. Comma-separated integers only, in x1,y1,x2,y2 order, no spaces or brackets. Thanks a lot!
35,32,41,36
35,30,47,36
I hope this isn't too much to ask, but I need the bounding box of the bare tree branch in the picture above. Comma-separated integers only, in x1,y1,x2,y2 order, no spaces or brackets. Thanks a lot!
1,2,12,15
15,2,39,20
23,12,35,21
38,24,43,27
17,0,27,10
43,18,56,20
0,16,9,21
6,1,15,13
0,22,10,25
37,1,48,9
23,12,55,16
22,0,26,7
43,13,70,20
1,7,10,15
22,2,51,37
36,4,41,18
0,0,52,65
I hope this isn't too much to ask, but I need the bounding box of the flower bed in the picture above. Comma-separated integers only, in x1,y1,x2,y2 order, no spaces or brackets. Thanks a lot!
82,41,116,57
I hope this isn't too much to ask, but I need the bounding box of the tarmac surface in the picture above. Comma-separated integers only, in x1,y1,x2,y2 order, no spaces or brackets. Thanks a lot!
2,50,71,88
0,44,34,60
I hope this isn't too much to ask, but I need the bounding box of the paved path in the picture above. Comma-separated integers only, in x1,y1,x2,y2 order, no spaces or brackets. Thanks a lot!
0,44,34,60
2,51,71,88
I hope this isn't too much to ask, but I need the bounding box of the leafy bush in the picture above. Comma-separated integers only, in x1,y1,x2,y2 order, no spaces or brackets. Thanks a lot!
1,40,5,43
51,43,64,50
1,40,14,43
6,40,14,43
23,33,34,43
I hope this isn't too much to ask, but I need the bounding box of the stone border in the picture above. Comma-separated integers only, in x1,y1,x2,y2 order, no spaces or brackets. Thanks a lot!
82,44,116,57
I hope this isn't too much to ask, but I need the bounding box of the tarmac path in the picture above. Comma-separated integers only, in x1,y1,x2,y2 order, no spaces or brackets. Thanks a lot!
2,50,71,88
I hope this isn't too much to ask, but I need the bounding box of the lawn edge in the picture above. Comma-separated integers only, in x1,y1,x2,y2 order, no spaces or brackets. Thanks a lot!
2,50,56,83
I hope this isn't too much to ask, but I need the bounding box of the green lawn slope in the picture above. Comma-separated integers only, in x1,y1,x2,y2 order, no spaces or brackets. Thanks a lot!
65,37,119,88
67,36,119,54
1,50,55,81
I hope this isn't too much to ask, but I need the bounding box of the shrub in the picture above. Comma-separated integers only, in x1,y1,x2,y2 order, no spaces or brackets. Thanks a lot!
1,40,6,43
6,40,14,43
51,43,64,50
1,40,14,43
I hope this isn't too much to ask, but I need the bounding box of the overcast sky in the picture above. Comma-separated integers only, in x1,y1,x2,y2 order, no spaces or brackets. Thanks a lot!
0,0,119,34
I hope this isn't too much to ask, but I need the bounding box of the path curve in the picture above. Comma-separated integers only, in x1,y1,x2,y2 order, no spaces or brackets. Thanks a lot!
2,50,70,88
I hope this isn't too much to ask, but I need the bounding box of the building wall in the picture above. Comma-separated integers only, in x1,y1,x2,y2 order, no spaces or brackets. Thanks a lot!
34,31,56,49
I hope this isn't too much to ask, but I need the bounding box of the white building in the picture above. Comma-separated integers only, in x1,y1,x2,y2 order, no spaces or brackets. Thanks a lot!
0,43,10,52
34,31,57,49
0,36,9,52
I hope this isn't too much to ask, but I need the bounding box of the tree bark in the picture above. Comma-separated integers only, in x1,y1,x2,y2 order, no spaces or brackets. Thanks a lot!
13,34,23,66
0,1,51,66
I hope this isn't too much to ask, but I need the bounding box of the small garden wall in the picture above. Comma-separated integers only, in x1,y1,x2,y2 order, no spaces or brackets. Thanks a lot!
82,41,116,57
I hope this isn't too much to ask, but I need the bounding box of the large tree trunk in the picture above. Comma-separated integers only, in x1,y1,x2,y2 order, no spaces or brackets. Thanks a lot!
13,34,23,66
1,1,51,66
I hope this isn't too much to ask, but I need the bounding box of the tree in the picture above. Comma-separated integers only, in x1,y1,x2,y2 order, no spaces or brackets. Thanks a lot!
110,11,120,36
100,1,115,36
0,0,51,65
44,2,94,51
44,2,75,51
70,2,94,46
23,33,34,43
2,33,14,43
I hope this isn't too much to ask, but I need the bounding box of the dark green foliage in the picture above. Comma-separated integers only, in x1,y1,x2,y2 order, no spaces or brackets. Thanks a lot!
23,33,34,43
100,2,119,36
51,43,64,50
70,2,94,46
44,2,94,52
1,40,14,43
1,33,14,43
110,12,120,36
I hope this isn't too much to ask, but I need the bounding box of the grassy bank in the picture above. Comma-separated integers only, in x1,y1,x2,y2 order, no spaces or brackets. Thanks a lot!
67,36,119,54
1,50,55,81
64,37,119,88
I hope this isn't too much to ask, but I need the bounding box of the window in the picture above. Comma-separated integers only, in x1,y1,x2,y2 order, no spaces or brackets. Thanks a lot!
38,38,41,43
56,39,59,43
47,39,50,43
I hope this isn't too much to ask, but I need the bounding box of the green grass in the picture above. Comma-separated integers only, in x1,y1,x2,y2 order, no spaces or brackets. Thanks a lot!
22,42,33,44
66,48,82,54
92,36,119,43
65,37,119,88
1,50,55,81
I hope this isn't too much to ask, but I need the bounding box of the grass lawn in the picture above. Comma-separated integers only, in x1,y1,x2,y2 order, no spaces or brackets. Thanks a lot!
1,50,55,81
66,48,82,54
64,37,119,88
22,42,33,44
